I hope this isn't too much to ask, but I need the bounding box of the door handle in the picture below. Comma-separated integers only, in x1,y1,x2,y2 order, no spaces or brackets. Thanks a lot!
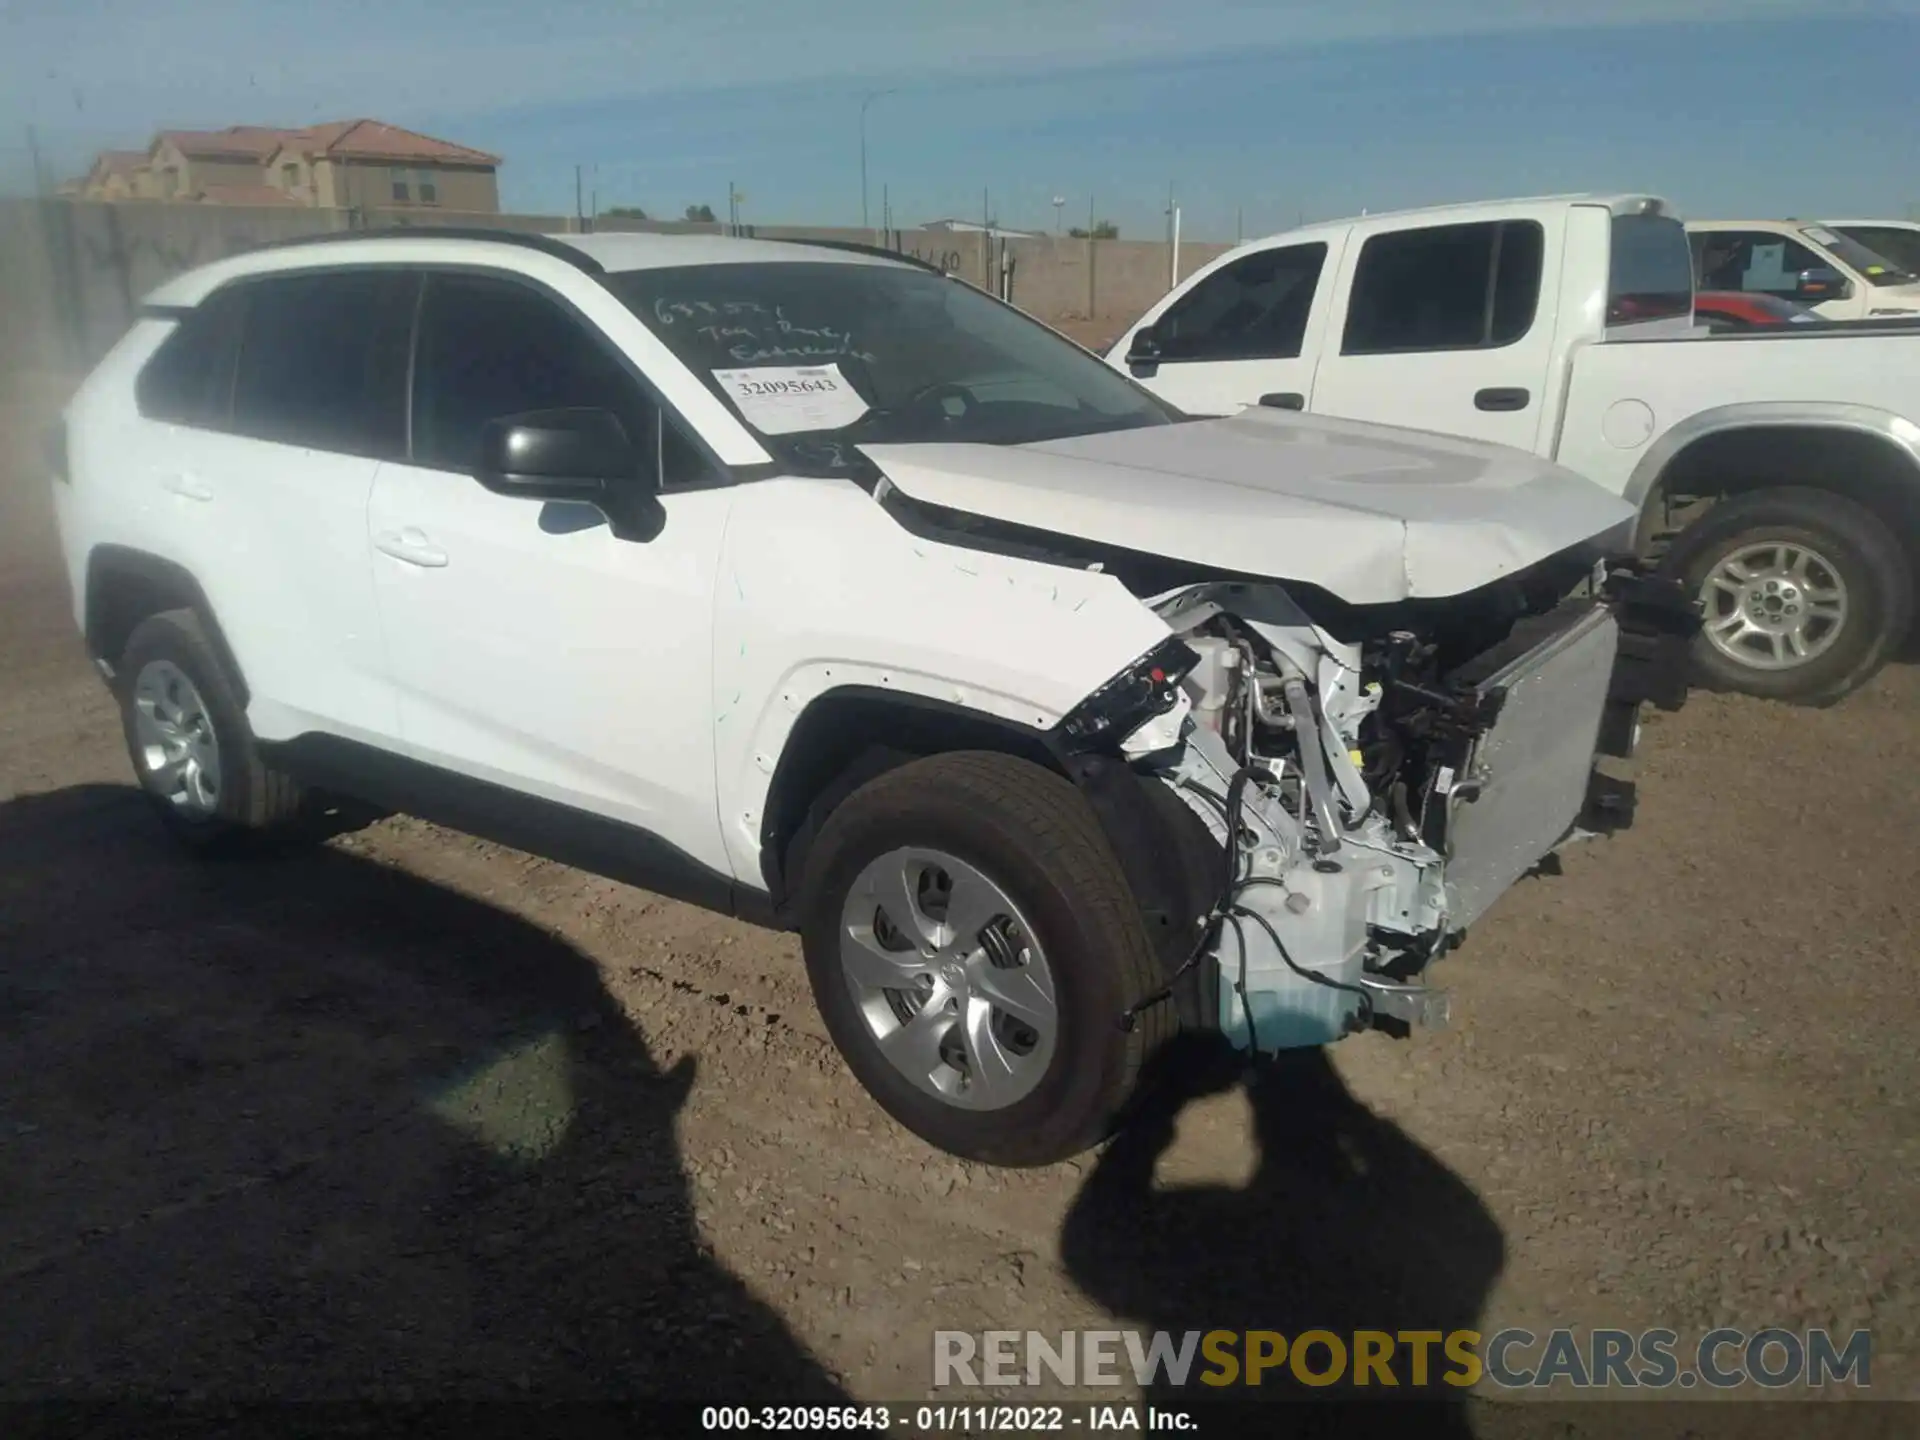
1258,392,1306,411
1474,387,1531,412
161,473,213,502
374,529,449,568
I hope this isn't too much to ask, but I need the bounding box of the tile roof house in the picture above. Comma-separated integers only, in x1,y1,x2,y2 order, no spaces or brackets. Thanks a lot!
75,150,163,201
81,121,502,211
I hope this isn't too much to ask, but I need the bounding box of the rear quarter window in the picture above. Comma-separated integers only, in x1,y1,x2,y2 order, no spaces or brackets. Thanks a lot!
134,290,243,426
1608,215,1693,326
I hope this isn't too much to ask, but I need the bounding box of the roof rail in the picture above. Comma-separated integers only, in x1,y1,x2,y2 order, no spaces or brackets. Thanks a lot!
771,237,946,274
239,225,605,274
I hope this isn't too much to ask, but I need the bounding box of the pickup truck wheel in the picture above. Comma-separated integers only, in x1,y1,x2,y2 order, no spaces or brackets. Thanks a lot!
115,609,304,852
797,751,1171,1167
1659,487,1913,705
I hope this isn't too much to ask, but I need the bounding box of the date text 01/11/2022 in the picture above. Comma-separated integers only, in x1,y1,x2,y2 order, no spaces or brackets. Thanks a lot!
698,1403,1196,1432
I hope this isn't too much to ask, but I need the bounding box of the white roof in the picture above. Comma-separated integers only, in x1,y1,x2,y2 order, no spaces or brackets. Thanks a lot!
1821,218,1920,229
144,229,910,306
1685,218,1818,231
1237,193,1668,251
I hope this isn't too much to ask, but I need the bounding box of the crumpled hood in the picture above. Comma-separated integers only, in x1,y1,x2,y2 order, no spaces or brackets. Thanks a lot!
859,407,1633,604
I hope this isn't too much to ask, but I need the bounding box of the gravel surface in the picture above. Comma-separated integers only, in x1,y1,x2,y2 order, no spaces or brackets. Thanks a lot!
1,385,1915,1427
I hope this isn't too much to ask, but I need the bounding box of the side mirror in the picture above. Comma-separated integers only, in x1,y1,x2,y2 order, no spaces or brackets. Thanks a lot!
1125,323,1164,366
1794,267,1853,303
475,408,661,541
475,408,639,500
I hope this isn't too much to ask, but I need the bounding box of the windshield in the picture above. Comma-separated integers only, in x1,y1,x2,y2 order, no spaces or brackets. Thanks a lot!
1801,226,1917,286
608,261,1178,470
1829,225,1920,278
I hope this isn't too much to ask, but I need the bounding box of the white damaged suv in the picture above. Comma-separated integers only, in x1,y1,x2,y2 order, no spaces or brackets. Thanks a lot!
48,229,1698,1165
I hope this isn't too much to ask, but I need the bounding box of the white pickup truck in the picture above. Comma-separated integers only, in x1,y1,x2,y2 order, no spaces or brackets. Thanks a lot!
1108,194,1920,704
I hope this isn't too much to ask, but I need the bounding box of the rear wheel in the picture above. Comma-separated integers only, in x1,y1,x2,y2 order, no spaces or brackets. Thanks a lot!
797,751,1171,1167
116,609,304,851
1659,487,1912,705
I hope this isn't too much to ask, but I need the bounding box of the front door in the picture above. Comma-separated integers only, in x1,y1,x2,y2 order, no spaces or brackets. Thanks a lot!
368,269,735,877
1112,240,1336,417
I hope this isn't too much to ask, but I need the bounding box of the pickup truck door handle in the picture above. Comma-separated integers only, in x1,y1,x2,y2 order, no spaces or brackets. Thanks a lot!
374,528,450,569
1258,392,1306,411
1474,387,1531,412
161,473,213,502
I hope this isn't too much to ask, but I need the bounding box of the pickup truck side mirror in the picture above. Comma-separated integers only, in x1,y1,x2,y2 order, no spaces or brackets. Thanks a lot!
1794,267,1853,303
1125,324,1164,367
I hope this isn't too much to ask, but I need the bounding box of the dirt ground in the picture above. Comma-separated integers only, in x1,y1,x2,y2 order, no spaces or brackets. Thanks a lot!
1,377,1916,1426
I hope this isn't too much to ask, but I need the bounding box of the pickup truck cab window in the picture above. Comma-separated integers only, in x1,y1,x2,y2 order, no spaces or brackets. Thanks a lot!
1694,232,1828,298
1341,220,1544,355
1148,242,1327,362
1606,213,1694,326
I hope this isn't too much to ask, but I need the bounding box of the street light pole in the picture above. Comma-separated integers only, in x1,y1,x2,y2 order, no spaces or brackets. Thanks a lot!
859,89,897,236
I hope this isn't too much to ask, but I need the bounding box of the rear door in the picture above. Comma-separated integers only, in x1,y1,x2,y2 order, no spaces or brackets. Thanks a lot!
145,267,408,743
1308,218,1559,450
1111,240,1336,416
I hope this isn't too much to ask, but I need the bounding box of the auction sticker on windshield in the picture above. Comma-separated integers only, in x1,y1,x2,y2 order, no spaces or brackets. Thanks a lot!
713,364,869,435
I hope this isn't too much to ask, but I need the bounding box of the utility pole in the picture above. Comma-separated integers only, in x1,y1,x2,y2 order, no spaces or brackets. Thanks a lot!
574,165,583,231
24,123,47,196
1237,206,1244,244
1164,182,1178,286
982,187,992,286
859,89,896,237
882,183,892,246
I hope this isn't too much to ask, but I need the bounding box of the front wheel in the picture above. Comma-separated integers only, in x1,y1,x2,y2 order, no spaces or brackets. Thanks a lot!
797,751,1171,1167
1659,486,1913,705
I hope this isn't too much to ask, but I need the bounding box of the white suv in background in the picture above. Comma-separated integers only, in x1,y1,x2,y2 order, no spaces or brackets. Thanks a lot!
47,228,1694,1165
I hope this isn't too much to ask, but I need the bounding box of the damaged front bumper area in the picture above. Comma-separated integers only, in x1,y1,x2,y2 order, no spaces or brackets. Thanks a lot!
1100,566,1698,1056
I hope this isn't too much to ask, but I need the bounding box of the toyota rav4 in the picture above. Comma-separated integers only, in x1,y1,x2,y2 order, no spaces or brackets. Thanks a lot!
47,229,1697,1165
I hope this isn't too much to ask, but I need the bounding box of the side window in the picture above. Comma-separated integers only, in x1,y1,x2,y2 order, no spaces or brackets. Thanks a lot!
1701,232,1825,297
1341,221,1544,356
410,271,710,486
135,288,244,427
1153,243,1327,361
230,270,412,456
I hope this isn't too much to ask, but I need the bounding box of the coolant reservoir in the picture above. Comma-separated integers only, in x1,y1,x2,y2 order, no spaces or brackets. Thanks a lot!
1181,637,1238,736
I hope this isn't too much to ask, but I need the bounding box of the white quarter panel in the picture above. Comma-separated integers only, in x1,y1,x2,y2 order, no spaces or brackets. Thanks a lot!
711,476,1171,883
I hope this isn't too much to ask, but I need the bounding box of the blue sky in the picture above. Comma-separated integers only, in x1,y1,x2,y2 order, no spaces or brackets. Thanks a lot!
3,1,1917,238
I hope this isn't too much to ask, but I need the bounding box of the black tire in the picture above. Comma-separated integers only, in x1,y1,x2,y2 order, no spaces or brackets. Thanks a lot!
1658,486,1913,706
115,608,304,852
797,751,1173,1167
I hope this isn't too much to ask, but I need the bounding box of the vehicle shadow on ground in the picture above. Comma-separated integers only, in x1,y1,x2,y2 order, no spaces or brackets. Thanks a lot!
1059,1036,1504,1434
0,783,845,1401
